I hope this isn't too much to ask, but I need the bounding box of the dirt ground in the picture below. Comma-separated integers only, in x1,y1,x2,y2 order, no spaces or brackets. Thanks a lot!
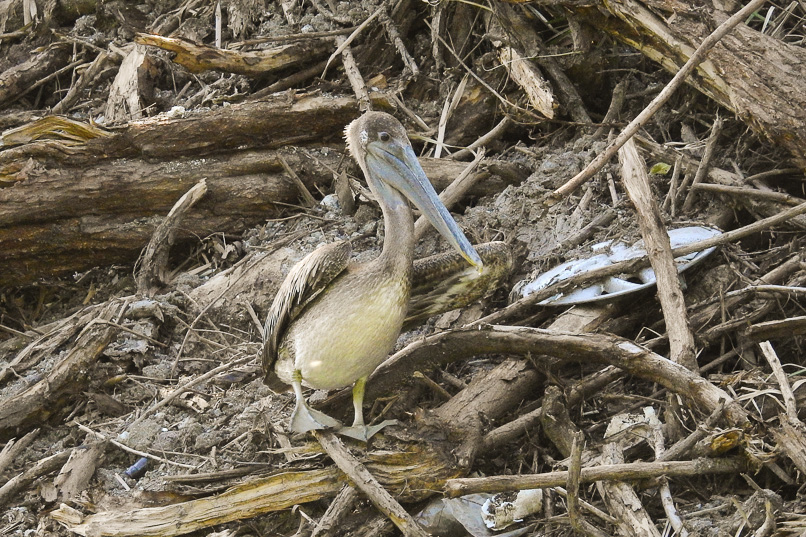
2,1,806,536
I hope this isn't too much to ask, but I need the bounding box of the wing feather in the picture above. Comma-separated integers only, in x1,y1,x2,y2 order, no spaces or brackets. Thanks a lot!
404,241,512,331
262,241,351,381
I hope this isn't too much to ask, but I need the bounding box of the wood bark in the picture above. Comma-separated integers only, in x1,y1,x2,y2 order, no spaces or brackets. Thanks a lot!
0,300,123,434
0,95,523,287
0,43,72,109
565,0,806,169
134,33,332,76
619,138,697,371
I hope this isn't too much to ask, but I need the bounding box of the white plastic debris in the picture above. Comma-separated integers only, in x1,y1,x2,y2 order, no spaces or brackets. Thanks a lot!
415,494,532,537
320,193,341,212
481,488,543,530
165,105,186,118
517,226,721,305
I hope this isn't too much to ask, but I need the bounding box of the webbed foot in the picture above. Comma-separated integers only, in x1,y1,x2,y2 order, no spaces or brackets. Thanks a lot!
289,373,342,434
337,419,398,442
290,401,343,434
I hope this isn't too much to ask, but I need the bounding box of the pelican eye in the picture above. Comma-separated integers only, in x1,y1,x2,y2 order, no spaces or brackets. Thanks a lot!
379,132,390,142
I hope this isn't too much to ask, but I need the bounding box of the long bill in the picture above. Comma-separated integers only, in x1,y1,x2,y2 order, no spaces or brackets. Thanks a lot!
366,140,483,271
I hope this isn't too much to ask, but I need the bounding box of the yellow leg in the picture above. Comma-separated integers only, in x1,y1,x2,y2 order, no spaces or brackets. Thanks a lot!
337,376,397,442
351,376,367,428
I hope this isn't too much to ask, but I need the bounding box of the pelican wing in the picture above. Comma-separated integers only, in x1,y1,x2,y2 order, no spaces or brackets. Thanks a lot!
262,241,351,379
404,241,513,331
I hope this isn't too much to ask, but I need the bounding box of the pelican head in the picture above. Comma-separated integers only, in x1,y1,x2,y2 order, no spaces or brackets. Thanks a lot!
345,111,483,270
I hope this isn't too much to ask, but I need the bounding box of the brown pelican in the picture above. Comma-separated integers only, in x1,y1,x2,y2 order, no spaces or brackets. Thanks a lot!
263,111,485,441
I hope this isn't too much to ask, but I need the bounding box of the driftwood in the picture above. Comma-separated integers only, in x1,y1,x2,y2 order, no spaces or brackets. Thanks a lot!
0,300,125,434
564,0,806,170
568,433,610,537
444,457,747,498
0,93,357,286
620,138,697,371
0,93,526,286
1,93,357,162
0,146,325,287
598,417,663,537
134,33,332,76
51,440,462,537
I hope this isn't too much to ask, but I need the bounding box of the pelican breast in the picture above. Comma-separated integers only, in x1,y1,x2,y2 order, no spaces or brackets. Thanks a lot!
274,262,410,390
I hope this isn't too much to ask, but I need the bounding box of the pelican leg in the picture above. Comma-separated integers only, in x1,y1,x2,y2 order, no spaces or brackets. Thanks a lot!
338,376,397,442
289,371,342,434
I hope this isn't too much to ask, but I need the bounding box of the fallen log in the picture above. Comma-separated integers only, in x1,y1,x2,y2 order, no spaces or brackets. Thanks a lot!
0,93,525,287
0,93,358,286
134,33,332,76
52,438,463,537
0,147,337,287
2,93,358,163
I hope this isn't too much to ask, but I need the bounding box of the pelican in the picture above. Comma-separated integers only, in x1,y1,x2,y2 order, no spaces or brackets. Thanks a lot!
263,111,485,441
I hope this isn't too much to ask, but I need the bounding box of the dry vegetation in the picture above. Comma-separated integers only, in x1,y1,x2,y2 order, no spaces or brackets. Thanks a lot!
2,0,806,536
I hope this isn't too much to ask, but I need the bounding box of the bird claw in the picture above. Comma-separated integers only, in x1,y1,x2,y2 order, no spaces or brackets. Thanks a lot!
337,420,398,442
290,404,343,434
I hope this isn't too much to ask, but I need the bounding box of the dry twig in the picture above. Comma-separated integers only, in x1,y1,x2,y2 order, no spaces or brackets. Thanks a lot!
568,432,610,537
445,457,747,497
136,180,208,296
681,116,723,212
758,341,799,424
313,431,430,537
620,138,697,371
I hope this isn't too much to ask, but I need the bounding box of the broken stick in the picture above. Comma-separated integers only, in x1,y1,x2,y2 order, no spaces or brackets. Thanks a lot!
313,431,429,537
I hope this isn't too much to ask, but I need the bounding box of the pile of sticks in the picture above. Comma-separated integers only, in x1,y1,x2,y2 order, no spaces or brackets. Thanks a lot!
2,0,806,535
